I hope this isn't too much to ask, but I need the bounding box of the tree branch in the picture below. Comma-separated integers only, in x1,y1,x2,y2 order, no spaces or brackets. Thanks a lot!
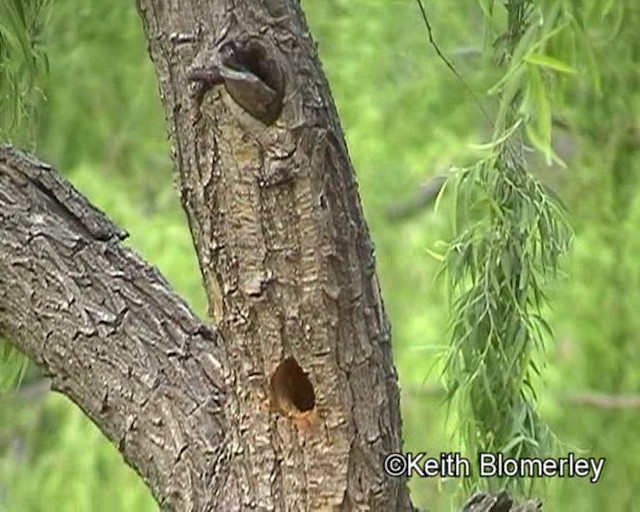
385,174,447,221
559,393,640,409
0,145,230,510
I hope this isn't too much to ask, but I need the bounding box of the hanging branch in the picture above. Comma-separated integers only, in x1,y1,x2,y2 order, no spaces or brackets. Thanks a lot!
436,0,572,495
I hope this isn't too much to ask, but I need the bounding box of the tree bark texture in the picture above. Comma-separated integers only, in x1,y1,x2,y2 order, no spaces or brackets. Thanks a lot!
0,146,229,509
133,0,411,510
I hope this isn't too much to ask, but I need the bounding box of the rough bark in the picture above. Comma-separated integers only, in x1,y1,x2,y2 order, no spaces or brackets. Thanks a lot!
462,491,542,512
0,146,229,509
132,0,411,509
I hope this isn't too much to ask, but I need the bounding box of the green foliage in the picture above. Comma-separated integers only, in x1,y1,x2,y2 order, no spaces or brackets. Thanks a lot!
435,0,573,494
34,0,169,186
0,394,155,512
0,0,50,142
441,144,571,494
0,343,27,391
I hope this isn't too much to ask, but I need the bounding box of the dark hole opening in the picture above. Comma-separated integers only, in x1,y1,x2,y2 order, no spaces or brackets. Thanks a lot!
270,356,315,413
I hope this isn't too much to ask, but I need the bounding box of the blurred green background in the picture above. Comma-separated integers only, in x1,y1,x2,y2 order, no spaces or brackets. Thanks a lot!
1,0,639,510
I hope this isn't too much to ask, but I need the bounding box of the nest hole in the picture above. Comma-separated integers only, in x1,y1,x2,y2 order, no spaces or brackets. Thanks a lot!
270,356,316,414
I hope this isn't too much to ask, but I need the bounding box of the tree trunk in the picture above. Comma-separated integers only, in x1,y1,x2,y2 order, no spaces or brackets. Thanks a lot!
1,0,413,509
135,0,410,508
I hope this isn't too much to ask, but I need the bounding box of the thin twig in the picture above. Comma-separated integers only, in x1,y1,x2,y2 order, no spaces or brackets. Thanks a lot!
414,0,493,125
